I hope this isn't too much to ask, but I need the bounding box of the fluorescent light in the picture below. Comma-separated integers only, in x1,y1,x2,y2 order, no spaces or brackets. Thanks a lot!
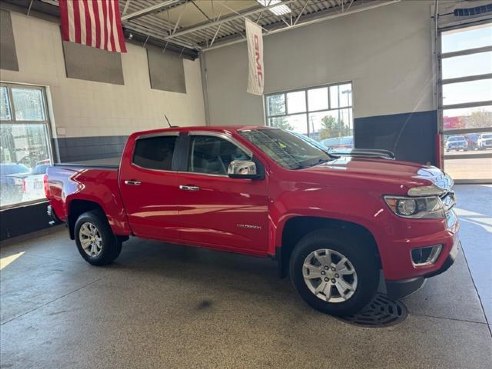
257,0,292,16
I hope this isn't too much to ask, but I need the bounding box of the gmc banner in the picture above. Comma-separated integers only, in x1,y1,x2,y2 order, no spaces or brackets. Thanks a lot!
245,19,264,95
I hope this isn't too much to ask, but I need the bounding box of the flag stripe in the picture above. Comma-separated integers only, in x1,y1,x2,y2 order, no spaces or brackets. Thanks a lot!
107,0,116,52
73,0,81,43
67,0,75,42
98,0,106,50
93,0,102,49
78,0,86,45
87,0,96,47
111,0,120,52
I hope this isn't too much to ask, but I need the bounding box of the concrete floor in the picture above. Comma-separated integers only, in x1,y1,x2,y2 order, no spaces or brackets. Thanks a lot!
1,186,491,369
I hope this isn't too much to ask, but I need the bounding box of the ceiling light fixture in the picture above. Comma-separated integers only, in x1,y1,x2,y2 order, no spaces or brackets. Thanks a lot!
257,0,292,16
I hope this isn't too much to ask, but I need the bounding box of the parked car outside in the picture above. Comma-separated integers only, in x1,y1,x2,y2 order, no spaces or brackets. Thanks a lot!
477,133,492,150
320,136,354,153
0,163,30,207
464,133,479,151
23,162,50,201
445,135,468,151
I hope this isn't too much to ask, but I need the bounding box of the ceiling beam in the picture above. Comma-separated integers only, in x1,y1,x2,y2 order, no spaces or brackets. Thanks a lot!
121,0,184,21
164,0,297,41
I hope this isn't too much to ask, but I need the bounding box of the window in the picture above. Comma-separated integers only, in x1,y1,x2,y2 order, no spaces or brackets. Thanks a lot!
240,129,331,170
0,83,53,208
188,135,250,175
440,22,492,182
133,136,177,171
265,82,353,152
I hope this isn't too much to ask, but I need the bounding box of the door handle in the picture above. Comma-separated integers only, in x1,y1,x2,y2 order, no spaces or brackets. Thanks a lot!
179,184,200,191
124,180,142,186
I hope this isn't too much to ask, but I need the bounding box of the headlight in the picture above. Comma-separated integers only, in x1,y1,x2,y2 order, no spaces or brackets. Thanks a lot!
384,196,445,219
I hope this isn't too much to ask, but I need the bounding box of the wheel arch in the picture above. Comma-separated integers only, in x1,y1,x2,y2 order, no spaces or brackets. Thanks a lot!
277,216,381,278
67,199,105,240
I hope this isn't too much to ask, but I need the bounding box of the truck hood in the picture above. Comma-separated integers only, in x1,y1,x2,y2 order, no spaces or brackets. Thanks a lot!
302,157,453,191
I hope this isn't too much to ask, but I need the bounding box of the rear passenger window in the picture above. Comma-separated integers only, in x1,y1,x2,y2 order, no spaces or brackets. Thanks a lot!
133,136,176,170
188,136,251,175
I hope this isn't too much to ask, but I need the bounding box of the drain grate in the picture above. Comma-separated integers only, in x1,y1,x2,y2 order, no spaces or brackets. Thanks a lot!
337,293,408,328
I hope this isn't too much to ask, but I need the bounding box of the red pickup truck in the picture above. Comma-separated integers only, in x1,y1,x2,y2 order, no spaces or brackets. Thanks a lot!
45,126,459,315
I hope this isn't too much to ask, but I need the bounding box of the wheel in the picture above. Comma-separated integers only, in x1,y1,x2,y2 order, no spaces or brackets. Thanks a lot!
74,210,122,266
290,230,379,316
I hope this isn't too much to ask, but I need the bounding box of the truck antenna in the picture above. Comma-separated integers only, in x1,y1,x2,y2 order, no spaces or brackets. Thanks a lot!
164,115,172,128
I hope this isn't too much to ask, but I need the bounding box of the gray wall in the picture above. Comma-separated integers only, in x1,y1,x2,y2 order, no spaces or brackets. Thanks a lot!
202,0,435,125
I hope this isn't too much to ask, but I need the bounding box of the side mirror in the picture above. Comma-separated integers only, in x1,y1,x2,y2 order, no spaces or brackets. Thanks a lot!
228,160,260,179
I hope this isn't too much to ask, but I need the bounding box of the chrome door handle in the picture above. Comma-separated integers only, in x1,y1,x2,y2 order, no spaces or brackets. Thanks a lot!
124,180,142,186
179,185,200,191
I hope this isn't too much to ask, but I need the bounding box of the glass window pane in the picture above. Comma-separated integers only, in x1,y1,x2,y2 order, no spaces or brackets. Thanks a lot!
338,84,352,107
307,87,328,111
286,91,306,114
133,136,176,170
443,105,492,131
442,52,492,80
443,78,492,106
188,136,250,175
330,85,339,109
269,114,307,134
0,87,11,121
1,123,52,207
309,110,353,151
442,23,492,54
266,94,285,116
11,88,46,121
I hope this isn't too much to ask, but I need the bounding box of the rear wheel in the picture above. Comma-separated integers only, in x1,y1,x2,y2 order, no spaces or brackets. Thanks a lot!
74,210,122,266
290,230,379,316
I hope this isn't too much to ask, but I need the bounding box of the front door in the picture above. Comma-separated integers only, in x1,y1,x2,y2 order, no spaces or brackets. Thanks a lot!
175,134,269,254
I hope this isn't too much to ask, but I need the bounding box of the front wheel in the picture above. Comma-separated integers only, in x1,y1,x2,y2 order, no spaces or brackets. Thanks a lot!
74,210,122,266
290,230,379,316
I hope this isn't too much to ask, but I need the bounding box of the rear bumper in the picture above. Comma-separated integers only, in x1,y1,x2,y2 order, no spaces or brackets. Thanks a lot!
386,239,460,299
47,205,63,225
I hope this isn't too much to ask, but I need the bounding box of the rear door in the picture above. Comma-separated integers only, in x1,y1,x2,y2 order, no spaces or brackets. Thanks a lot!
119,132,182,242
175,132,269,254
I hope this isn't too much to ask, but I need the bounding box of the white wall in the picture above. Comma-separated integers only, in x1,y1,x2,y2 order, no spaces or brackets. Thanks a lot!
203,0,435,125
0,11,206,138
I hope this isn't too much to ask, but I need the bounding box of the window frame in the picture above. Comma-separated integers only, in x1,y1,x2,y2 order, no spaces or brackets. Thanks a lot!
0,82,55,209
264,82,354,137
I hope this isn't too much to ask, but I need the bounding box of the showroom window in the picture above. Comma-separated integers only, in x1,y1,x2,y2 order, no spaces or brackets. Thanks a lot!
265,82,353,151
0,83,53,208
439,22,492,182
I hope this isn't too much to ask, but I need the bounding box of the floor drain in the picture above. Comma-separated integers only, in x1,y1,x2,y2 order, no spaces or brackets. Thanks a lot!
337,293,408,328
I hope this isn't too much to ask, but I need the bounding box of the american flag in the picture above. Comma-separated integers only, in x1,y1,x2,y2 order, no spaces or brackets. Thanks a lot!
59,0,127,53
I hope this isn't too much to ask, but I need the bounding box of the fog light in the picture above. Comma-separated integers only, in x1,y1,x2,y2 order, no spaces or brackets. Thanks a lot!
411,245,442,267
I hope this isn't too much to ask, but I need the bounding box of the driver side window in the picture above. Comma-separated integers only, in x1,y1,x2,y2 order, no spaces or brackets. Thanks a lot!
188,135,251,175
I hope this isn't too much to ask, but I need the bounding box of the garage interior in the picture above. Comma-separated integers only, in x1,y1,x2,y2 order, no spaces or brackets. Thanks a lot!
0,0,491,368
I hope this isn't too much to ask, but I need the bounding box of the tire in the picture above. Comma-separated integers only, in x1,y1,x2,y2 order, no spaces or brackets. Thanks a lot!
74,210,122,266
290,230,379,316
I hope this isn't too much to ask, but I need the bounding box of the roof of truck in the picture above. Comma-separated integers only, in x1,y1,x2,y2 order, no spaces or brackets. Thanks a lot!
129,125,273,137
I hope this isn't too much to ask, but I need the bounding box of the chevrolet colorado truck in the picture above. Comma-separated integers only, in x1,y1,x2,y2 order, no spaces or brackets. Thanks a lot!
45,126,459,315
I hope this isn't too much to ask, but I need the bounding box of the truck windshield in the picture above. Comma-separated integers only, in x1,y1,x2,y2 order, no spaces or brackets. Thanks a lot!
239,129,332,169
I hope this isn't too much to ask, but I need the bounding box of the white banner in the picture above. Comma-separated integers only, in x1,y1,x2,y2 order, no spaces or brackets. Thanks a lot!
245,19,264,96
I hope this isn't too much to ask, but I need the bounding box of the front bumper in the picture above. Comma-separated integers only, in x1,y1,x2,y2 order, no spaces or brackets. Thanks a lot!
386,238,460,299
